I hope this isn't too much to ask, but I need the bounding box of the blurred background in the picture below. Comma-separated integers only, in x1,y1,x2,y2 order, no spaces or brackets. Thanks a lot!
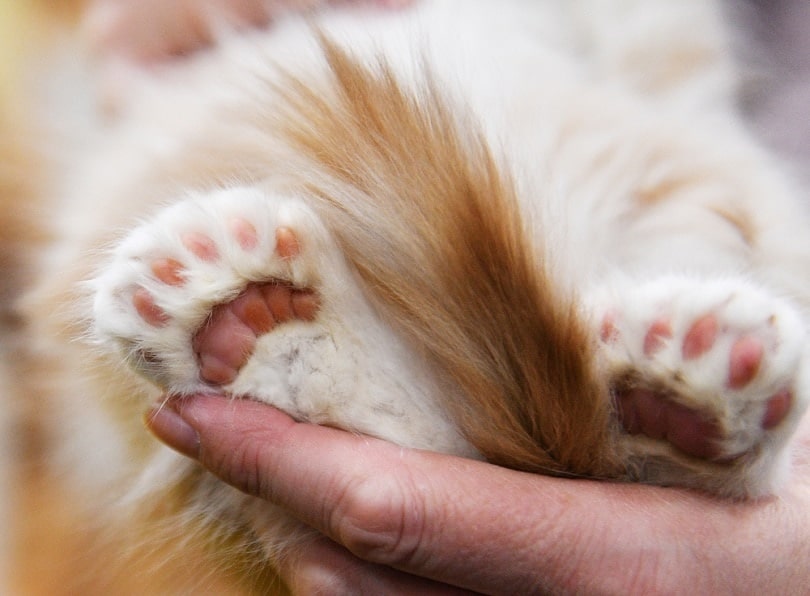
741,0,810,175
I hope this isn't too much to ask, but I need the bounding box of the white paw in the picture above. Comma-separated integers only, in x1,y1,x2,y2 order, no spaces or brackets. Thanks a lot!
593,276,808,469
91,187,326,392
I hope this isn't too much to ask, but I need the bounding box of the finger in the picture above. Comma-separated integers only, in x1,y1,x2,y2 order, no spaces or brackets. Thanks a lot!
148,393,806,594
148,395,479,593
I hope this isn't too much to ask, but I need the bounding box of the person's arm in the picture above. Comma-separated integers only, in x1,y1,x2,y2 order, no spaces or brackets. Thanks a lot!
147,393,810,594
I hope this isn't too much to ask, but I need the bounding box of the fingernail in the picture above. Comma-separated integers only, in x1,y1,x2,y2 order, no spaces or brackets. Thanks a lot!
145,400,200,459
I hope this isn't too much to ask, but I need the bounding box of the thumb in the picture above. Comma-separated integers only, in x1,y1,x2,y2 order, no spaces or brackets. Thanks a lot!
148,394,480,594
148,394,467,569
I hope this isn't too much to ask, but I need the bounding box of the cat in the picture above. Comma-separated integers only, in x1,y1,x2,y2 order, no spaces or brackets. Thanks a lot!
13,0,810,592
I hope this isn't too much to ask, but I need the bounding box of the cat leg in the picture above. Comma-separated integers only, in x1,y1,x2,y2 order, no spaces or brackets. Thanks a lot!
591,275,809,497
91,186,474,455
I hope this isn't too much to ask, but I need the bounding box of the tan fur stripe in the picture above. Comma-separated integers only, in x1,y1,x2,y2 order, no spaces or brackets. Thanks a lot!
277,38,619,478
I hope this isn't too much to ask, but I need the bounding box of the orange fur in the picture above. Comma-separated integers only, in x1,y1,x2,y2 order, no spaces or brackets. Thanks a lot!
276,39,620,477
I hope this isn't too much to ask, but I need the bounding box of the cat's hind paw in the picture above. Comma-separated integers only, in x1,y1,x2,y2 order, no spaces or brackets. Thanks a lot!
594,276,809,495
91,187,327,392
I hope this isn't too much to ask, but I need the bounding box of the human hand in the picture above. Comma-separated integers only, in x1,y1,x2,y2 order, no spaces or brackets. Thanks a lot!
147,393,810,594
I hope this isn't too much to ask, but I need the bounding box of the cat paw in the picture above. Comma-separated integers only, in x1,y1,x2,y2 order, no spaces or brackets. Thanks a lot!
91,187,329,392
594,277,808,468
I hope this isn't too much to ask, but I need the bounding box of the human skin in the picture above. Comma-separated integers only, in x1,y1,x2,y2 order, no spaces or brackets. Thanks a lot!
147,394,810,594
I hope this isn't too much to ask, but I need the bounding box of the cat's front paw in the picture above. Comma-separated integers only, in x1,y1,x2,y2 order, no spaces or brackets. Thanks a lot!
594,277,809,495
91,187,326,393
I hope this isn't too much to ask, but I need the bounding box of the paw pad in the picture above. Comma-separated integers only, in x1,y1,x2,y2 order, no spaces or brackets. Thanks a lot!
192,281,319,385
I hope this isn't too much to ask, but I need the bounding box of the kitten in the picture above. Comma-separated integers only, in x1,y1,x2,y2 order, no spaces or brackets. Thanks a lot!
15,0,810,592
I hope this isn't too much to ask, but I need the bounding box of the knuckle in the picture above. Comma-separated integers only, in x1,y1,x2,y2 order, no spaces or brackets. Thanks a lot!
329,473,429,568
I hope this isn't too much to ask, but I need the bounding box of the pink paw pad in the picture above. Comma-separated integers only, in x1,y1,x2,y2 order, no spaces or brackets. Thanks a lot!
643,317,672,356
182,231,220,262
229,218,258,251
132,287,170,327
682,314,718,359
193,282,319,385
150,258,186,286
762,390,792,430
616,388,724,460
616,384,793,461
275,226,301,259
727,335,763,390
